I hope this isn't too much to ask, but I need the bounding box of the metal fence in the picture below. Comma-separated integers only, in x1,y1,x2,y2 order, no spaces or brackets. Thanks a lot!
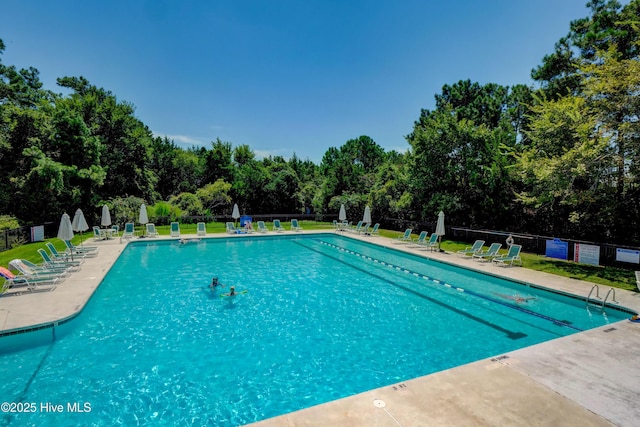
380,217,640,269
0,222,57,252
3,216,638,269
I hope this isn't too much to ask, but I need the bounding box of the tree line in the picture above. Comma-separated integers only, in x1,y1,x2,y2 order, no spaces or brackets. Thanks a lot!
1,0,639,244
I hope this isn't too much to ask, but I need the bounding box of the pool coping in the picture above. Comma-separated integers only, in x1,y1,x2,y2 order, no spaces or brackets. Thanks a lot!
1,229,640,426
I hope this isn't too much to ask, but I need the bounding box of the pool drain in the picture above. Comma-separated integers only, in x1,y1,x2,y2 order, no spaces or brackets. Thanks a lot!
373,399,386,408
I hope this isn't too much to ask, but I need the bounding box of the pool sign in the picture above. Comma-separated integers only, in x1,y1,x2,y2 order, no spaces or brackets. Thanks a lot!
616,248,640,264
574,243,600,266
545,238,568,260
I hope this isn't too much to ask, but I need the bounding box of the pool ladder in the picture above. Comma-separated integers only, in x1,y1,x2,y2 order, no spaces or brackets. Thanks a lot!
585,285,618,313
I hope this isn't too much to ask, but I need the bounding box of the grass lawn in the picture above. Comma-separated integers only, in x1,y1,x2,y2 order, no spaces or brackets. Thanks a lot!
1,221,637,292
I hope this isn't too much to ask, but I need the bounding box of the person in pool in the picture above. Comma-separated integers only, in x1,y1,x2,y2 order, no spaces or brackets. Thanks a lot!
495,293,536,304
221,285,237,297
210,277,224,290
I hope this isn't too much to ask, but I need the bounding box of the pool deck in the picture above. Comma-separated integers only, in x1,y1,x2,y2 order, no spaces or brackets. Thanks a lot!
1,230,640,426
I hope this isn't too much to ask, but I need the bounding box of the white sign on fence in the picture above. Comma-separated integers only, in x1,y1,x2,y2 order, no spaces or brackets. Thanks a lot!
616,248,640,264
30,225,44,242
574,243,600,266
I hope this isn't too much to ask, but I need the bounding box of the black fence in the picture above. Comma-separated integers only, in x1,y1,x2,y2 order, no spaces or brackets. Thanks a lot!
381,216,639,269
0,222,57,252
4,216,638,269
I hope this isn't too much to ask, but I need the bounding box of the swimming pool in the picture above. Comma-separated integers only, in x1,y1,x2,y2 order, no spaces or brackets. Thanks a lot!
0,234,630,425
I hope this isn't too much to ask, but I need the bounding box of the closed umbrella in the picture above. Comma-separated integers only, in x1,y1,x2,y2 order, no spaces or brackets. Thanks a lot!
139,204,149,236
72,208,89,246
101,205,112,227
57,213,74,260
435,211,445,251
362,206,372,225
232,203,240,227
339,204,346,222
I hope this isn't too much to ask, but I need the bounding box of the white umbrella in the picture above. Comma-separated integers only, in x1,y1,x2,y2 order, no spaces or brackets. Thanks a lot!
138,203,149,225
139,204,149,236
435,211,445,250
232,203,240,226
362,206,372,224
101,205,112,227
57,213,75,260
57,213,74,241
339,204,347,222
435,211,445,236
72,208,89,246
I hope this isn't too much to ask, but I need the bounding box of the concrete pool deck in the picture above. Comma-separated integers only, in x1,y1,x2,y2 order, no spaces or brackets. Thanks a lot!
1,230,639,426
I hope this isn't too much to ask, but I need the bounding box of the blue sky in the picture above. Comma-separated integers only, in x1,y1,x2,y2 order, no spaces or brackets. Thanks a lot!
2,1,592,163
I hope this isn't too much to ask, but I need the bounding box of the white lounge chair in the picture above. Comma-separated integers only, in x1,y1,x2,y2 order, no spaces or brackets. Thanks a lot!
170,222,181,237
457,240,485,257
273,220,285,232
121,222,136,241
472,243,502,262
396,229,413,242
0,266,57,293
9,259,69,280
493,245,522,267
635,271,640,291
257,221,268,233
291,219,303,231
226,222,238,234
411,231,428,246
196,222,207,236
370,223,380,236
146,223,160,237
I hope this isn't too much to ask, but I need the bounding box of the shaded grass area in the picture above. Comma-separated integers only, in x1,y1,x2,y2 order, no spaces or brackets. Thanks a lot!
1,222,637,292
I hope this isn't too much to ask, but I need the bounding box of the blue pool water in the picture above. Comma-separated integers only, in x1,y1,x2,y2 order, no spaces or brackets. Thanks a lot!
0,234,629,425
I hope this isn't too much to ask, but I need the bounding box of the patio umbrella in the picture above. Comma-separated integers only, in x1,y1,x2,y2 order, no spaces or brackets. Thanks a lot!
57,213,75,260
232,203,240,227
339,204,347,222
101,205,112,227
139,204,149,236
435,211,445,249
71,208,89,246
362,206,372,224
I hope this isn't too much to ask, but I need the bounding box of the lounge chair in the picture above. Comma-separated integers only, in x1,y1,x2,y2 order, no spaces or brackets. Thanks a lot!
38,249,82,269
46,242,90,261
146,223,160,237
121,222,136,241
369,223,380,236
196,222,207,236
411,231,428,246
170,222,181,238
111,225,119,238
396,229,413,242
359,223,370,235
636,271,640,291
0,265,57,293
257,221,268,233
62,240,98,257
291,219,303,232
457,240,485,257
226,222,238,234
9,258,70,277
493,245,523,267
472,243,502,262
418,233,439,251
9,259,68,281
63,240,99,254
350,221,364,233
273,219,285,232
